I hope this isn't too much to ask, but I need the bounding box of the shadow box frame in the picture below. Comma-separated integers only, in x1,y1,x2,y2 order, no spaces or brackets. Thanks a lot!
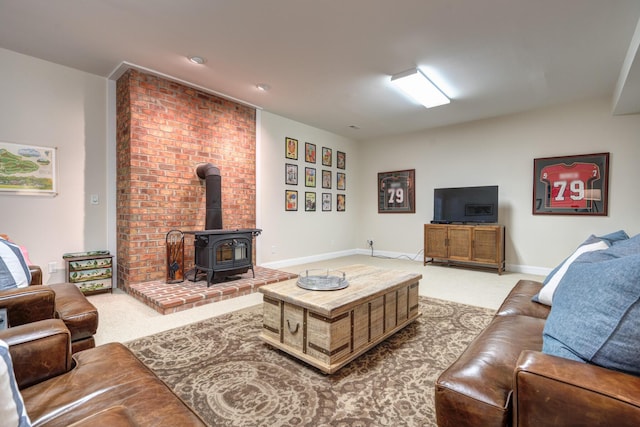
377,169,415,213
532,152,609,216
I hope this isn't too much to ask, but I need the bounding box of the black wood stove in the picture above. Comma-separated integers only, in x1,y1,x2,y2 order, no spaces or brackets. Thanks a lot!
186,164,261,287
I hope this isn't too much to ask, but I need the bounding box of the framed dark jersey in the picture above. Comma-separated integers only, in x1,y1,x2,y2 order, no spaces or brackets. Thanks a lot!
533,153,609,215
378,169,415,213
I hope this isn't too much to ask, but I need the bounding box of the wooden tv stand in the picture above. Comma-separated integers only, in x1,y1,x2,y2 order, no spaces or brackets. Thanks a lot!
423,223,505,274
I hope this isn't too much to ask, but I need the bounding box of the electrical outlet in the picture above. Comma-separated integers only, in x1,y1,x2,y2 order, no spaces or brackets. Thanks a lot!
367,239,374,247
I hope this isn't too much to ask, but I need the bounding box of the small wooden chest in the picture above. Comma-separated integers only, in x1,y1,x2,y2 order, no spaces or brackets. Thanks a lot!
259,264,421,373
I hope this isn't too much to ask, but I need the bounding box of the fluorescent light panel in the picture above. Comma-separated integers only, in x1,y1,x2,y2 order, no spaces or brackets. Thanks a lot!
391,68,450,108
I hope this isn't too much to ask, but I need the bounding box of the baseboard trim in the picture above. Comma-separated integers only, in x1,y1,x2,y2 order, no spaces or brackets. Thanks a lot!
261,248,552,277
260,249,359,269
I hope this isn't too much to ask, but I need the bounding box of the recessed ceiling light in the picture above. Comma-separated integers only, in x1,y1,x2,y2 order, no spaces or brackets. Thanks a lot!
256,83,271,91
188,56,206,65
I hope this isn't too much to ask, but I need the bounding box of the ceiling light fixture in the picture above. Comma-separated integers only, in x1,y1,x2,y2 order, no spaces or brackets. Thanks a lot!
256,83,271,91
188,55,206,65
390,68,450,108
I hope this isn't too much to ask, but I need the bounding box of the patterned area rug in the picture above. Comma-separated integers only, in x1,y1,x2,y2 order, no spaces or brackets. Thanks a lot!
126,297,494,426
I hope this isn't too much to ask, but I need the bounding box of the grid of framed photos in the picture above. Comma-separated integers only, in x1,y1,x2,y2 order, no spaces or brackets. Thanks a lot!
284,137,346,212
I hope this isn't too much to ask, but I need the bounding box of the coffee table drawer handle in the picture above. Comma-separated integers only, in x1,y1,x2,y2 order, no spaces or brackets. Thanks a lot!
287,319,299,334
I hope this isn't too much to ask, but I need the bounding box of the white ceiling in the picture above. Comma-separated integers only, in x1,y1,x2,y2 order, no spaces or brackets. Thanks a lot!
1,0,639,141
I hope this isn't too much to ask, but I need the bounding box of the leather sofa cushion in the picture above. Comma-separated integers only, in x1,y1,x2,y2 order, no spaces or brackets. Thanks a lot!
50,284,98,341
435,315,545,427
0,286,56,327
22,342,205,426
495,280,549,319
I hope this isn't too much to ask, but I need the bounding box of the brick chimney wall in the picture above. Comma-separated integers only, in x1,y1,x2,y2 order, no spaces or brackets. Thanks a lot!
116,69,256,288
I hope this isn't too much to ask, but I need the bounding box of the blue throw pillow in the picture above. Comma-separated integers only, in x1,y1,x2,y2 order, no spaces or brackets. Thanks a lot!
542,253,640,375
0,340,32,426
533,235,609,305
0,239,32,290
598,229,630,245
569,233,640,265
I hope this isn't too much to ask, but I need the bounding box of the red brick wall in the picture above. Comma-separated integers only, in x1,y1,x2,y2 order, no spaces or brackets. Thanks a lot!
116,69,256,288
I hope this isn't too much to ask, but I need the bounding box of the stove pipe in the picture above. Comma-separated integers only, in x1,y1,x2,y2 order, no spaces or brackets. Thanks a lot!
196,163,222,230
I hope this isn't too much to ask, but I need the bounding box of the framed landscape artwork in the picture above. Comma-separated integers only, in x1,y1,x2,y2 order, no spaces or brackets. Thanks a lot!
533,152,609,216
0,141,57,196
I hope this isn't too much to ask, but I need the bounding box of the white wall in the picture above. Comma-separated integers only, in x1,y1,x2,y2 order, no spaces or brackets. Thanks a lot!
257,111,360,267
2,47,638,279
0,48,108,283
357,98,640,272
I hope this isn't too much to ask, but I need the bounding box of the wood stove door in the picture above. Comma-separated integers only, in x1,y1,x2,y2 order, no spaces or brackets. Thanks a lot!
214,238,251,269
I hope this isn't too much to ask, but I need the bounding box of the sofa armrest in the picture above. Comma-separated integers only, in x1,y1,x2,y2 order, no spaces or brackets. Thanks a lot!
0,285,56,327
514,350,640,427
29,265,43,285
0,319,73,389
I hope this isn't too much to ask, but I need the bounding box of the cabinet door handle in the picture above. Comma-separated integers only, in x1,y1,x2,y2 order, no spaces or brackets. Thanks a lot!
287,319,299,334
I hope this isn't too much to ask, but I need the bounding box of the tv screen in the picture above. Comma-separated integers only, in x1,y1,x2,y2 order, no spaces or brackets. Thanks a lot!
433,185,498,224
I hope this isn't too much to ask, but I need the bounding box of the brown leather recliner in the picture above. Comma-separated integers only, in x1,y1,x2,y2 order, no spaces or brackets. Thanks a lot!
0,265,98,353
1,318,206,426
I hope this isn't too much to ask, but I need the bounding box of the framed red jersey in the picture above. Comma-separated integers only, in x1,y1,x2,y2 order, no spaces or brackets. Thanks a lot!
533,153,609,215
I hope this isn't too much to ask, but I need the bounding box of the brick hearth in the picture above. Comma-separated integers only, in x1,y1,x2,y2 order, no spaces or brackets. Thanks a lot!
127,266,296,315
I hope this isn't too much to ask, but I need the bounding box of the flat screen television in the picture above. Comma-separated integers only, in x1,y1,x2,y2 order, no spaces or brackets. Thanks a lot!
433,185,498,224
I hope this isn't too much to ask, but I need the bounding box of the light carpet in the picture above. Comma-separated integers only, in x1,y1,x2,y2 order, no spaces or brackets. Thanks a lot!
126,296,494,427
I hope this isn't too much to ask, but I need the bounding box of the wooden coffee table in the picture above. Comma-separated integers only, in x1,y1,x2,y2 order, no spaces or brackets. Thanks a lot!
259,264,422,374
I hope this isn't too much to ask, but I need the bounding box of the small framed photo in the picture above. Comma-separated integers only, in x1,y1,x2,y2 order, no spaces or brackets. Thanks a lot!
305,167,316,187
305,142,316,163
337,194,346,211
305,192,316,211
322,147,332,166
285,137,298,160
337,151,346,169
285,190,298,211
337,172,346,190
533,152,609,215
322,170,332,189
378,169,416,213
285,163,298,185
322,193,332,211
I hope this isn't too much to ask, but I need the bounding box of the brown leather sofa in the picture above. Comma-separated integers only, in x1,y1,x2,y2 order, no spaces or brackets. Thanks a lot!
0,265,98,353
1,318,206,426
435,279,640,427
